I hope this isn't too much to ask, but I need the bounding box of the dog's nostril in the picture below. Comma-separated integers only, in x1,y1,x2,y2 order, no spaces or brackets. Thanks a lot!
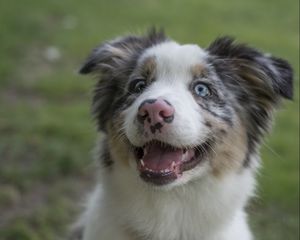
159,111,165,118
159,109,174,118
161,114,174,123
137,111,149,124
158,110,174,123
140,110,149,117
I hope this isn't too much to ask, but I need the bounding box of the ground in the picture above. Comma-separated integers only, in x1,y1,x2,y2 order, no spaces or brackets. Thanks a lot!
0,0,299,239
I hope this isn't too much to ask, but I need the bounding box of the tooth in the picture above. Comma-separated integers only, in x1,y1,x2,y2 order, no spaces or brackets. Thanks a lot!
140,159,145,167
143,147,148,155
171,161,176,170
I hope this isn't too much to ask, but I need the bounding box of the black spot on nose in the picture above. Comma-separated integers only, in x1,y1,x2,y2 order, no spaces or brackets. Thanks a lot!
150,122,163,134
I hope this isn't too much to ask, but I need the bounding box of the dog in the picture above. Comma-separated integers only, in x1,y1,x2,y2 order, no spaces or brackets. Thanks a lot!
71,29,293,240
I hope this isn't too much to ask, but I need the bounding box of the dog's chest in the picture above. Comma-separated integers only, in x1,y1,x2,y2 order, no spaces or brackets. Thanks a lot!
112,183,233,240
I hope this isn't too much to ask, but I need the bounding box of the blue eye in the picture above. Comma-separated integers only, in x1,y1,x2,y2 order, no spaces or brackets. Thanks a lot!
129,79,147,93
194,83,211,97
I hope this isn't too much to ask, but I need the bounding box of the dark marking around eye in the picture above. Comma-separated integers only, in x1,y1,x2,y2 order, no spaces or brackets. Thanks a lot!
199,103,233,127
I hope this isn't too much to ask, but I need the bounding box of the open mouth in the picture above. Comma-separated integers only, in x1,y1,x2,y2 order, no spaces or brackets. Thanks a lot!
133,140,212,186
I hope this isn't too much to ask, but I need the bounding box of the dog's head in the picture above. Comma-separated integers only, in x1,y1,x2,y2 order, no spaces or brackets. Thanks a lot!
80,30,293,188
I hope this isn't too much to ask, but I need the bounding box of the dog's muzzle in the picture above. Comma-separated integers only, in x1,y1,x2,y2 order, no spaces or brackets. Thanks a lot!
132,98,211,185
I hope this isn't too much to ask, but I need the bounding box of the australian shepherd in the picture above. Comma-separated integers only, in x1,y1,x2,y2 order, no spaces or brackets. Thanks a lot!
71,29,293,240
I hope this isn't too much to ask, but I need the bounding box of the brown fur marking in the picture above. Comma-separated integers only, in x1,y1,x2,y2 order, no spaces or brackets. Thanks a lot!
191,64,206,78
210,120,247,177
141,56,157,79
107,121,132,166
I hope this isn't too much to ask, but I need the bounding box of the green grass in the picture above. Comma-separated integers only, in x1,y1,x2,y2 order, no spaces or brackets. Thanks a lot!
0,0,298,239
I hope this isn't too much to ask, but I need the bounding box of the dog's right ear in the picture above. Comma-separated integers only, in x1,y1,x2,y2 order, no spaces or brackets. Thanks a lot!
79,39,134,75
79,29,167,75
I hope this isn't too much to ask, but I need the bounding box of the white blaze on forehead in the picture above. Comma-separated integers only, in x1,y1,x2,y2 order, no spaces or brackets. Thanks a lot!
124,41,210,148
141,41,208,83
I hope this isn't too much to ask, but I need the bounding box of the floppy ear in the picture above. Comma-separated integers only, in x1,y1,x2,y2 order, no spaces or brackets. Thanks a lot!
79,29,166,75
207,36,293,100
267,55,293,99
208,37,294,165
79,37,140,75
79,29,167,132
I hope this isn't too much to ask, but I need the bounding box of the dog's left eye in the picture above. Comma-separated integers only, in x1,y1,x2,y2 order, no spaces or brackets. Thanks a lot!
129,79,147,94
194,83,211,97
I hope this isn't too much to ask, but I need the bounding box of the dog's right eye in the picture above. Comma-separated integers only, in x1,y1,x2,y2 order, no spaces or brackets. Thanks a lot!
129,79,147,94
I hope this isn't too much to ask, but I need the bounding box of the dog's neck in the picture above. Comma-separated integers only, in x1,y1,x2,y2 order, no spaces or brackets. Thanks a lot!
102,160,256,240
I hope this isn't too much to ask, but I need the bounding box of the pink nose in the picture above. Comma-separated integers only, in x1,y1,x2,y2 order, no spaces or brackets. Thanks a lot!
138,98,175,129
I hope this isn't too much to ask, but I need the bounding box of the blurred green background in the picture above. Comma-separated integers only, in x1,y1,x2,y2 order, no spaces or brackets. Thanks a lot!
0,0,298,239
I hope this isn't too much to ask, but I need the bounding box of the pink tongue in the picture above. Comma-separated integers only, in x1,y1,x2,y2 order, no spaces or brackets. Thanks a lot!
142,144,183,171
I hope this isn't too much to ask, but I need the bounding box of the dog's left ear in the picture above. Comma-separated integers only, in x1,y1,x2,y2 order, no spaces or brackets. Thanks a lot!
207,37,293,100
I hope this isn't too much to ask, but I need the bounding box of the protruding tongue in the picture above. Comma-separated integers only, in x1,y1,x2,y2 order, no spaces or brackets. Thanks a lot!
142,143,183,171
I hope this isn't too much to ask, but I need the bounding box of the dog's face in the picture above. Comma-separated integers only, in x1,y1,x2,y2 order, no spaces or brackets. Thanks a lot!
80,30,293,188
122,42,246,186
